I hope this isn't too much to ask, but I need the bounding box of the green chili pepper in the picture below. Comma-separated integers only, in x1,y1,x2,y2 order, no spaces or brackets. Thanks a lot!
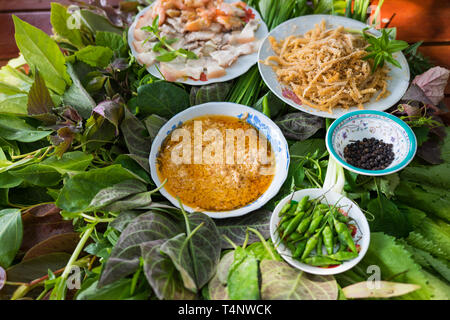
286,201,299,215
334,219,357,253
286,242,296,253
323,225,334,255
288,232,304,242
293,239,307,258
301,233,320,260
283,212,305,238
304,256,342,267
316,232,323,255
278,216,293,232
297,196,310,212
328,251,358,261
317,203,329,211
305,214,323,237
278,201,292,217
296,216,312,234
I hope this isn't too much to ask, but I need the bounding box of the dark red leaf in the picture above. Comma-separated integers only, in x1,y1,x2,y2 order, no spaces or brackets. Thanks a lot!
93,96,124,135
49,127,76,158
23,233,81,261
27,70,57,124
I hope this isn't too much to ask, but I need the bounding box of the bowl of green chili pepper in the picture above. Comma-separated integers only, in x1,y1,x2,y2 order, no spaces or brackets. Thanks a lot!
270,188,370,275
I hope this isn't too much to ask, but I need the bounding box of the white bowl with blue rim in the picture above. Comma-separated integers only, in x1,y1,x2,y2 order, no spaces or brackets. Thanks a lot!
270,188,370,275
326,110,417,176
149,102,290,219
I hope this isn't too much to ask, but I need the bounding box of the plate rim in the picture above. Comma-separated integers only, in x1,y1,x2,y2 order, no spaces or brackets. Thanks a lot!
257,14,411,119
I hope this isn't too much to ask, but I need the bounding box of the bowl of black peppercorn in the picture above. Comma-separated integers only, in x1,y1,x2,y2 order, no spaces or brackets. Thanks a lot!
326,110,417,176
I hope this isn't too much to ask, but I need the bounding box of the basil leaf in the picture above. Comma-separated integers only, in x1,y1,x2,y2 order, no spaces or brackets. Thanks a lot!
0,209,23,268
156,52,177,62
13,15,71,95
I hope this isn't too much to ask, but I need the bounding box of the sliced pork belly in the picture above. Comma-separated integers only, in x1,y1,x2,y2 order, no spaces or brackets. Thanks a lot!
186,31,216,42
137,52,158,66
205,59,226,79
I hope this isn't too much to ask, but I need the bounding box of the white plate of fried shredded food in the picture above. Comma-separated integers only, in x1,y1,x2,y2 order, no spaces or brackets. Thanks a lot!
258,15,410,118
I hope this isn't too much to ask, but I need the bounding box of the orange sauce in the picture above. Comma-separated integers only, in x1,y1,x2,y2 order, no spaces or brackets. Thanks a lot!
157,115,275,211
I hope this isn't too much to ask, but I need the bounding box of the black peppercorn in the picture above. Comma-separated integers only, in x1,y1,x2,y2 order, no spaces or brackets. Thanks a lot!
343,138,395,170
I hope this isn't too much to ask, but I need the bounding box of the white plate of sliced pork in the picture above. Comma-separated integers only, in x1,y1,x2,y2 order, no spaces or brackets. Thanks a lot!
128,0,268,85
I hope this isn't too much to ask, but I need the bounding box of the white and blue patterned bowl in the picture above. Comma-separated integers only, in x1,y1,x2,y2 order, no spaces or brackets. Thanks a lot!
149,102,290,219
326,110,417,176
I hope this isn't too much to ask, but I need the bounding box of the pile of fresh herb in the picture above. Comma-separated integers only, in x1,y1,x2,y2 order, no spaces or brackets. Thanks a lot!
0,0,448,301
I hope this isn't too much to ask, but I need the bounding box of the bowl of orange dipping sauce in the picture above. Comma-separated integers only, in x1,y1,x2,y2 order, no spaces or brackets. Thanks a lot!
149,102,289,218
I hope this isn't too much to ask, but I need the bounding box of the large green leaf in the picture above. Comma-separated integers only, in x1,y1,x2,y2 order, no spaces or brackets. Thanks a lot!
88,180,147,210
120,108,151,159
161,212,221,291
56,165,140,213
260,260,338,300
137,82,190,118
0,65,33,115
0,209,23,268
0,114,51,142
141,240,196,300
275,112,324,141
63,63,96,119
227,247,260,300
13,15,70,95
9,151,93,187
189,82,232,105
50,3,84,49
98,211,183,287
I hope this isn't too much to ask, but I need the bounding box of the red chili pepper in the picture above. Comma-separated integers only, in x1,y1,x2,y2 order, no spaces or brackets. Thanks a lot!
244,8,255,23
339,208,348,217
348,224,357,237
200,72,208,81
356,244,361,253
326,264,340,269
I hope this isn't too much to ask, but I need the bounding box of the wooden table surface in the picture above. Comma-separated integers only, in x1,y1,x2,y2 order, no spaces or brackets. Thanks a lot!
0,0,449,104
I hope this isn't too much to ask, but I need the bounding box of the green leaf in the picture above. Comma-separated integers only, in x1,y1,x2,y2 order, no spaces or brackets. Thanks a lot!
156,51,177,62
120,108,151,159
56,165,141,213
215,209,272,249
144,114,167,141
275,112,324,141
137,82,190,118
227,247,260,299
160,212,221,291
13,15,70,95
50,3,84,49
260,260,338,299
190,82,232,106
0,172,23,188
253,91,286,118
63,63,96,119
367,195,411,237
79,9,122,34
95,31,125,52
76,278,146,300
0,209,23,268
208,251,233,300
73,45,113,68
0,114,51,142
40,151,93,174
141,240,196,300
0,65,33,115
10,164,61,187
98,211,183,287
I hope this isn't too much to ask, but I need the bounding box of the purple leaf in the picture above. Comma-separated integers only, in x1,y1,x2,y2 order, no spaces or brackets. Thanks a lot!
412,66,450,105
93,96,124,135
0,266,5,291
417,139,443,164
401,84,434,105
27,70,58,124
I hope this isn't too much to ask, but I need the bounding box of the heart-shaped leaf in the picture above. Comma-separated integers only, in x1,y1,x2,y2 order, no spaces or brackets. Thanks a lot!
23,232,81,260
88,180,147,210
98,211,183,287
141,240,196,300
275,112,324,141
